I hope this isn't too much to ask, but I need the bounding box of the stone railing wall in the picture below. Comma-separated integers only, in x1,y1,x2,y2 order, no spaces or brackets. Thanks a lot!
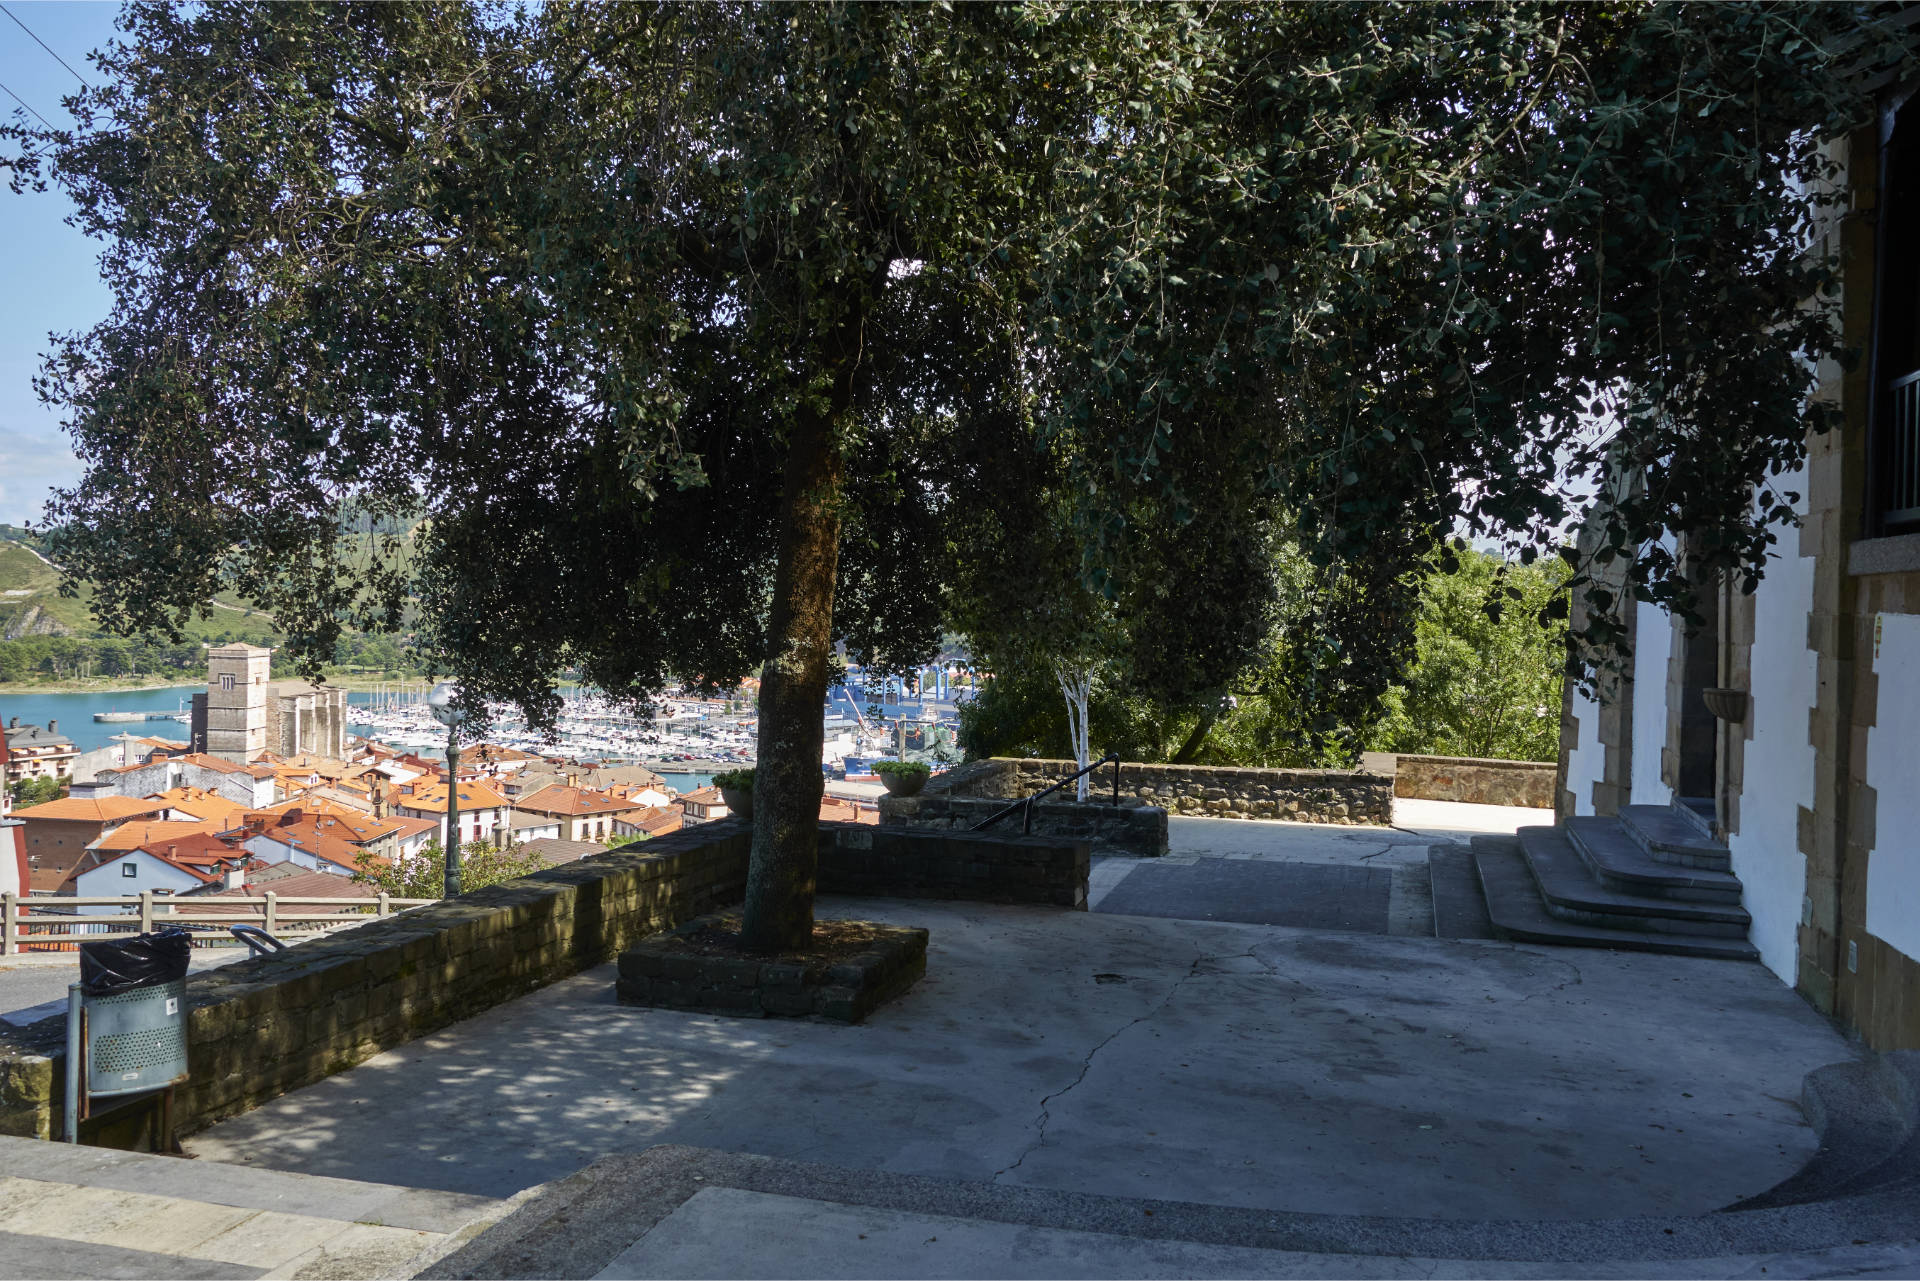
874,793,1168,859
0,821,1088,1146
924,757,1392,827
1389,754,1556,809
817,822,1089,908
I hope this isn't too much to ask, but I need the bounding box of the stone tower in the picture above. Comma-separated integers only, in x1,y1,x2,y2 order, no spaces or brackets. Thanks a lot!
204,643,272,763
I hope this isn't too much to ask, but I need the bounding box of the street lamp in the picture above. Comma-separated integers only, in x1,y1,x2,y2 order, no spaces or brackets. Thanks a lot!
425,681,467,898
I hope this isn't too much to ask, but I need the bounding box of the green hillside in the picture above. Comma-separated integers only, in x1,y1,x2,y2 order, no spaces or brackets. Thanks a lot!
0,538,281,645
0,525,432,688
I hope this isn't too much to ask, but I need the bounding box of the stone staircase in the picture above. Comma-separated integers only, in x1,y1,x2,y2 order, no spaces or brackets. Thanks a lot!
1470,798,1759,961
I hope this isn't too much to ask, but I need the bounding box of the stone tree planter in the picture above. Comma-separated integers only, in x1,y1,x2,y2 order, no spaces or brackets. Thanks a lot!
720,787,754,821
879,771,927,798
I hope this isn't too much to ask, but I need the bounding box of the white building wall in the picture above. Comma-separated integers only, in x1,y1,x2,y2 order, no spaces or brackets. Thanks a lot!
1629,601,1675,807
1562,682,1606,817
73,852,204,914
1865,612,1920,966
1728,513,1819,984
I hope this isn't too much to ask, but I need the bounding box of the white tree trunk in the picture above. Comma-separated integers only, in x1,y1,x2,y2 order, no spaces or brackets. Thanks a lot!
1054,663,1093,801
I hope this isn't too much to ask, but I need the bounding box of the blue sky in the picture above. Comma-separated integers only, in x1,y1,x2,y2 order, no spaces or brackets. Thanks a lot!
0,1,121,527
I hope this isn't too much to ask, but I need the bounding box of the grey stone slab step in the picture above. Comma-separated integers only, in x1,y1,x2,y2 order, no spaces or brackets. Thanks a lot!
1517,827,1751,938
1565,817,1744,902
0,1228,263,1280
0,1135,501,1234
1620,804,1732,870
1428,843,1496,940
1674,796,1717,840
1472,836,1758,961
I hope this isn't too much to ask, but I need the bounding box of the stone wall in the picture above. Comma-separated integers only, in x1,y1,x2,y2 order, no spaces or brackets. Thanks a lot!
0,821,1092,1144
822,820,1093,898
875,793,1166,859
924,757,1392,827
1389,755,1555,809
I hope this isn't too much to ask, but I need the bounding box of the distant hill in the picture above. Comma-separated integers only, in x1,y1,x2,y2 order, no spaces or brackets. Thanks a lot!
0,530,282,645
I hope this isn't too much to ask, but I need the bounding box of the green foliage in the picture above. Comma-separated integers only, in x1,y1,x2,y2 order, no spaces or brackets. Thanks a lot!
350,837,551,900
1365,548,1571,763
712,768,756,792
8,776,63,808
12,3,1915,929
602,831,648,850
965,544,1570,767
871,760,928,780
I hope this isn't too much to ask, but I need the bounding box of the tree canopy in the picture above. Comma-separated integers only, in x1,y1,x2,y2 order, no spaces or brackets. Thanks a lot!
11,1,1915,946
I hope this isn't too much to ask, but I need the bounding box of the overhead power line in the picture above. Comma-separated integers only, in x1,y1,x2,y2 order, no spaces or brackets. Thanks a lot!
0,75,52,129
0,3,88,86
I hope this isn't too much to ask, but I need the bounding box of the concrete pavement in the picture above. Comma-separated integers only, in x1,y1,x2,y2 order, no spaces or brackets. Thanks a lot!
189,896,1844,1224
424,1145,1920,1280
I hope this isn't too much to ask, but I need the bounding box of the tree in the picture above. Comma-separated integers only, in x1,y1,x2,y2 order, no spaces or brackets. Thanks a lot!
16,3,1917,948
352,838,549,900
1365,547,1571,763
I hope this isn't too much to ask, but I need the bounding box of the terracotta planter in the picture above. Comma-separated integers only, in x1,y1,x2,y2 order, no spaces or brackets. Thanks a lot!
720,787,754,822
879,772,928,798
1702,687,1749,724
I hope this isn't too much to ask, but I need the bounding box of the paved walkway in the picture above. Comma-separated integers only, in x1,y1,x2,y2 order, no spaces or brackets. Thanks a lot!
0,1136,505,1279
190,896,1841,1225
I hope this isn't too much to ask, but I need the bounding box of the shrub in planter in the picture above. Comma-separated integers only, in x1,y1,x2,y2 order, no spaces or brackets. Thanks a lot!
874,759,931,797
713,767,755,821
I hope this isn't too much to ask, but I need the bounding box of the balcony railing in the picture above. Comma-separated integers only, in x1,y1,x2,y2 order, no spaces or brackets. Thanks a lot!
1885,369,1920,530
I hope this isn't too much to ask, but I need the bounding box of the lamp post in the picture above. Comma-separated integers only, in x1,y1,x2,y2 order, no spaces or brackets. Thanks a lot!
425,682,467,898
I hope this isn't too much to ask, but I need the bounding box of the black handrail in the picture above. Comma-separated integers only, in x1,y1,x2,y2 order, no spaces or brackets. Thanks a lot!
972,752,1123,834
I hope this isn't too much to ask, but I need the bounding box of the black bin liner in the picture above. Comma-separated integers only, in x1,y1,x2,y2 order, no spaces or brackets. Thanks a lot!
79,928,193,996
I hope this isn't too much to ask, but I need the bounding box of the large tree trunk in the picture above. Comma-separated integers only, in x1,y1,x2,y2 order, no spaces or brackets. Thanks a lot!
741,320,858,954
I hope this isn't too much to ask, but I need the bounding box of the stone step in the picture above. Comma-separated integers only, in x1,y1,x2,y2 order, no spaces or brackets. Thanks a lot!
1674,796,1717,840
1428,842,1496,941
1565,816,1744,903
1516,827,1751,938
1472,836,1759,961
1619,804,1733,870
0,1136,509,1280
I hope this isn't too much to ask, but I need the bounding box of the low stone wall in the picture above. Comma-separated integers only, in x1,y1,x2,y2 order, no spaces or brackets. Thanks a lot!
819,821,1093,903
875,793,1167,859
1390,754,1556,809
925,757,1392,827
0,821,1089,1145
0,823,754,1145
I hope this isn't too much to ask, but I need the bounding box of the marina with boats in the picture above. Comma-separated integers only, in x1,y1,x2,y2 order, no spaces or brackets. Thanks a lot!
345,666,968,780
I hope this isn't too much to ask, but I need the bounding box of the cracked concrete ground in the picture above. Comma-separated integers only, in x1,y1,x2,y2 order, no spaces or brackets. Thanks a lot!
188,897,1846,1224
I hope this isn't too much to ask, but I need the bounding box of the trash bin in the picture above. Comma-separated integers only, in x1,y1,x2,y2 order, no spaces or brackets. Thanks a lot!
65,930,193,1144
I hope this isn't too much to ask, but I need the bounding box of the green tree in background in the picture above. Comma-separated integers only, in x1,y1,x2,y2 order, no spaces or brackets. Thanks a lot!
1367,547,1571,763
351,838,550,900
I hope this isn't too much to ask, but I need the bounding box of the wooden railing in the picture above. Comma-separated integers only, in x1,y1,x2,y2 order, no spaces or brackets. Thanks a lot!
0,891,437,955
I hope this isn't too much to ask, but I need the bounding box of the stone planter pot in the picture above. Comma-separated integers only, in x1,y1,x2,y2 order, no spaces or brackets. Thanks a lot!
720,787,754,822
1702,687,1749,724
879,772,927,798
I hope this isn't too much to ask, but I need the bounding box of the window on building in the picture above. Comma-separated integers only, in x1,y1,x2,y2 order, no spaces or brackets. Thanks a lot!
220,673,236,691
121,862,137,878
1870,91,1920,535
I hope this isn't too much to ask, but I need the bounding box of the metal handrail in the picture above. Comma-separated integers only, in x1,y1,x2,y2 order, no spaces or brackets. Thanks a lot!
972,753,1123,835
